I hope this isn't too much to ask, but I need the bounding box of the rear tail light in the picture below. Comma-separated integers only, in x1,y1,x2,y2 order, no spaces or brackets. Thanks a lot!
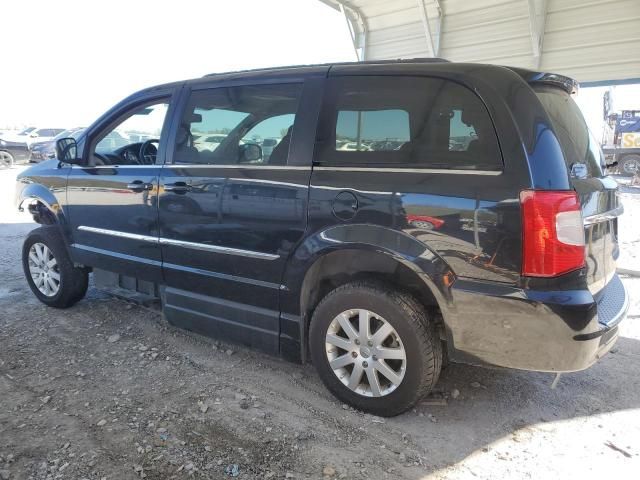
520,190,585,277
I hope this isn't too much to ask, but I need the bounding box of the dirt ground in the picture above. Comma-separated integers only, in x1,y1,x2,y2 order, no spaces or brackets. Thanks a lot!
1,165,639,480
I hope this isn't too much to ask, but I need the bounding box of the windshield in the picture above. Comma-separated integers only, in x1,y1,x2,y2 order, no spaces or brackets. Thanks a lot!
535,86,604,178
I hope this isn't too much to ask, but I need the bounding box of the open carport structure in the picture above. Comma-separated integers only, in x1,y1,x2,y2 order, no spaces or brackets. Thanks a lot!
320,0,640,85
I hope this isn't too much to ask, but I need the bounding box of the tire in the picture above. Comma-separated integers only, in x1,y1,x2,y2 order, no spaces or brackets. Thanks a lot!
619,154,640,177
22,226,88,308
0,150,14,168
309,281,442,417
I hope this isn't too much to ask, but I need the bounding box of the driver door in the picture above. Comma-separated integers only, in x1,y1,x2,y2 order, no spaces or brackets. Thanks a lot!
66,90,177,281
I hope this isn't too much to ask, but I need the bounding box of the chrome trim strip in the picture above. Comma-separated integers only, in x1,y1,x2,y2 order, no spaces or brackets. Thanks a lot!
158,237,279,260
77,226,158,243
165,164,311,170
77,226,279,260
70,243,162,266
72,165,161,169
312,166,503,175
163,262,282,289
583,205,624,226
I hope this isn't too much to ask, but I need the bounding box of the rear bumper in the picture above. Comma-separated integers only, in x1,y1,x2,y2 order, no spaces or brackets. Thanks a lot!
445,274,629,372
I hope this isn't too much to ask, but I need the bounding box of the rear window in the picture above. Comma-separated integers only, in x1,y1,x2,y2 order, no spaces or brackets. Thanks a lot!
317,76,503,171
534,86,604,178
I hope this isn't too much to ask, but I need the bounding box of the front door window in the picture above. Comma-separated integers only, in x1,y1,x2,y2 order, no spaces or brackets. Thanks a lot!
91,101,169,166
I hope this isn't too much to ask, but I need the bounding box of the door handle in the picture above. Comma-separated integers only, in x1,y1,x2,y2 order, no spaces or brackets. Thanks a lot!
164,182,192,194
127,180,154,192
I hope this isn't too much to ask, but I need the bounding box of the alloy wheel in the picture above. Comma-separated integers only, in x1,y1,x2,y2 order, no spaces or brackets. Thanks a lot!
325,309,406,397
27,242,60,297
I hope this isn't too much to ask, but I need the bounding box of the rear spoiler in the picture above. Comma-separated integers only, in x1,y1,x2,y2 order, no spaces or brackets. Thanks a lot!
508,68,579,95
528,73,579,95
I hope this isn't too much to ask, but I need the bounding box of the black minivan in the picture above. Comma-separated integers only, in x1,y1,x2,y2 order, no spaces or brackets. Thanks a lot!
16,60,628,416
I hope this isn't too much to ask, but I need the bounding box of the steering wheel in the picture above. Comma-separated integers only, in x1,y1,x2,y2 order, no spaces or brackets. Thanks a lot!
139,139,160,164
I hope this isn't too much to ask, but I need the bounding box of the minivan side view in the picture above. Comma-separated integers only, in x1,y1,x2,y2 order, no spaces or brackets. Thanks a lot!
16,60,628,416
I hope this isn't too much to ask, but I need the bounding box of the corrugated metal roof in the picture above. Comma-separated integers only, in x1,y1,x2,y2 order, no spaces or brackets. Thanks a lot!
319,0,640,84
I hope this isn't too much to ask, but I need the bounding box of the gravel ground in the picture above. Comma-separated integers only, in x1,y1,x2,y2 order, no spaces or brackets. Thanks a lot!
0,165,639,480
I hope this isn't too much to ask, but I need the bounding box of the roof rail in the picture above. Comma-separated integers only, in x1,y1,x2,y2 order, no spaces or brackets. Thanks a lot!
203,57,450,78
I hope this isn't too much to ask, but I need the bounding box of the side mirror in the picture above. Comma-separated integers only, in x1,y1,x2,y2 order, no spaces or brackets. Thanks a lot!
239,143,262,163
55,137,81,164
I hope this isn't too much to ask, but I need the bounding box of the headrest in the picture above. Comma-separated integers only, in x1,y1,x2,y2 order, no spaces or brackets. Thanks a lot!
176,126,190,146
187,113,202,123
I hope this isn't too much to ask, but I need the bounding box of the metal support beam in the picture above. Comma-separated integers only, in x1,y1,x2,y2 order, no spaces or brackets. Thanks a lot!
416,0,444,57
416,0,436,57
335,1,368,60
527,0,548,69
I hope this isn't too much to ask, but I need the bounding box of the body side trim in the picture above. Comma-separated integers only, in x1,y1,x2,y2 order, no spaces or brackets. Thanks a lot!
70,243,162,266
77,226,279,260
312,166,502,175
162,262,283,290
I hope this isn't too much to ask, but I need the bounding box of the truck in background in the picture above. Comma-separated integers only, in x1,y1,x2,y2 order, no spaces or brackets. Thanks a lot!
602,97,640,176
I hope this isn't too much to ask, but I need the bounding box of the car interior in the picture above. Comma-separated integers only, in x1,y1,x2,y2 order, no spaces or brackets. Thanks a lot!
174,85,301,166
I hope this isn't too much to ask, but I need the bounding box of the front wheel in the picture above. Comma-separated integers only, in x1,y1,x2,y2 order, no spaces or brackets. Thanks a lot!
22,226,89,308
309,282,442,417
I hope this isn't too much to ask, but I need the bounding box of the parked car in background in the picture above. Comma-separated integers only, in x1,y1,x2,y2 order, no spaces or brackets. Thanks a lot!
26,128,66,147
194,134,228,152
0,127,37,143
29,128,85,163
0,137,30,167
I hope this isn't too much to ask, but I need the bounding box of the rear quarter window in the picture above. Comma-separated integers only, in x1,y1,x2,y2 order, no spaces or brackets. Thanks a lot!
534,86,605,178
317,76,503,171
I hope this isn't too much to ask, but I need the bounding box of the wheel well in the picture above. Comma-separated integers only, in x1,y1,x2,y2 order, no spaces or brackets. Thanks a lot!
26,200,56,225
300,249,442,330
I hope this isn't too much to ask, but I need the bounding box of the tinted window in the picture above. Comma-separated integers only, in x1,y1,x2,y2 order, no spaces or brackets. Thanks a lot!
317,76,502,170
174,84,302,166
336,109,410,151
535,86,604,178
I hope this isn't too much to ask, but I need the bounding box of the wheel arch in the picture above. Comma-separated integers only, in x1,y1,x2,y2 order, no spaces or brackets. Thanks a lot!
17,183,65,225
280,225,456,363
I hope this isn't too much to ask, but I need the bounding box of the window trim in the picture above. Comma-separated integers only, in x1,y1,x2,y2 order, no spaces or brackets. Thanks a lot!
315,75,505,172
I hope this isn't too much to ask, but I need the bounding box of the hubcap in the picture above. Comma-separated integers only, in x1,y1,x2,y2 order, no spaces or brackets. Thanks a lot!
27,243,60,297
325,309,406,397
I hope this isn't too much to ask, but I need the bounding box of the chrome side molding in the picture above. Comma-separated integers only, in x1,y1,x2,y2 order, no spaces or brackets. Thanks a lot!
77,226,279,260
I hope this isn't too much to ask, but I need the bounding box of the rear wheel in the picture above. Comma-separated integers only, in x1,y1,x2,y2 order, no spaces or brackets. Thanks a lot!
309,281,441,417
620,154,640,177
0,151,14,168
22,226,88,308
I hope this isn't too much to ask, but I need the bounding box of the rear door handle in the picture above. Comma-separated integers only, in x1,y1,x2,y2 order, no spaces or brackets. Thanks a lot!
127,180,154,192
164,182,192,194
